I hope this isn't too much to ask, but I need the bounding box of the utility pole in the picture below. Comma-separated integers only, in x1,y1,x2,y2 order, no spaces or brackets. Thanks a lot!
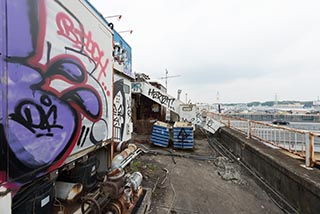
165,69,168,90
159,69,181,122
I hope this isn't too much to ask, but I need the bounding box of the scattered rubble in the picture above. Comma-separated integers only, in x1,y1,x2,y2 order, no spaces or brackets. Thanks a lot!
214,156,243,183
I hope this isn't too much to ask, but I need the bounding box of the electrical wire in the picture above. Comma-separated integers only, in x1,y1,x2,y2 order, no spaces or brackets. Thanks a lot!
54,198,65,214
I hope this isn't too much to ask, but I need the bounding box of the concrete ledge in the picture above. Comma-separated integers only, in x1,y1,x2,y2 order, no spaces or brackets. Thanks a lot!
214,127,320,214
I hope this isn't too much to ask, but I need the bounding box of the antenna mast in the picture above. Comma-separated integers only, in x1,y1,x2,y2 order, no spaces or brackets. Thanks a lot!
159,69,181,91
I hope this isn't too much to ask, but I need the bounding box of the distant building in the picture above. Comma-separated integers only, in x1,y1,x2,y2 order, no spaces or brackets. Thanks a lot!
275,103,304,109
313,100,320,109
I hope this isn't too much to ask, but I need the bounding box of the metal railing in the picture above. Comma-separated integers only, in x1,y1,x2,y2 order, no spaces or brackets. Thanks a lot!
207,112,319,167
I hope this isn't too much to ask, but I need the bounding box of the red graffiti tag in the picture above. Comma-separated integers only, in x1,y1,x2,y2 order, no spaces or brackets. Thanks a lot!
56,12,109,81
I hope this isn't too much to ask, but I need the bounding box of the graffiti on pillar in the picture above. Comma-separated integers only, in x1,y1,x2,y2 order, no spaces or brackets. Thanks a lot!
0,0,112,186
114,79,125,142
127,97,132,123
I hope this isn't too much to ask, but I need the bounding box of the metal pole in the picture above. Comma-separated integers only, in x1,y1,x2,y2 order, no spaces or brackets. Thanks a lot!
305,133,314,167
165,69,168,91
104,15,122,20
305,132,314,167
247,121,251,139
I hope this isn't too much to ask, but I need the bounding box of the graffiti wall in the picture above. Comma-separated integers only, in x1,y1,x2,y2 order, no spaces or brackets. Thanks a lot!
0,0,113,184
113,31,134,79
114,74,132,150
0,0,5,183
179,104,197,123
132,81,182,114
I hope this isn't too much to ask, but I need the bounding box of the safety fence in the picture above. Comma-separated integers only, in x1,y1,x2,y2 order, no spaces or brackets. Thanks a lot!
206,112,319,168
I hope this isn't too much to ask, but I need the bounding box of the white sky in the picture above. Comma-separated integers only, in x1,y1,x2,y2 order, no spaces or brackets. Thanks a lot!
89,0,320,104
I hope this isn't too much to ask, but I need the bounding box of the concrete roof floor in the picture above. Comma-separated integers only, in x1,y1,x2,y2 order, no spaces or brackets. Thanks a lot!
130,135,284,214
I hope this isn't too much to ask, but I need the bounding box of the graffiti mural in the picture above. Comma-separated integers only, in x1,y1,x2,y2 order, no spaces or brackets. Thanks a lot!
148,88,176,111
179,104,197,123
113,31,134,79
114,79,125,143
134,81,182,114
113,75,132,150
132,82,143,93
112,27,133,149
0,0,113,185
127,97,132,123
195,112,205,124
201,116,224,133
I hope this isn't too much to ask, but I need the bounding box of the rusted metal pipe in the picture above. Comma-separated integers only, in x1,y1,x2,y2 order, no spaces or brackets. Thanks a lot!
55,181,83,201
123,187,132,204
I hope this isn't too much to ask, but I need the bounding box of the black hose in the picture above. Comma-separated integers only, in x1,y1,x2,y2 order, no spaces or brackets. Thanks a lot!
81,197,101,214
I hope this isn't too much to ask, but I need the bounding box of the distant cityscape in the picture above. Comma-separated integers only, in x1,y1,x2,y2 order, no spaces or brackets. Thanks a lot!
196,99,320,115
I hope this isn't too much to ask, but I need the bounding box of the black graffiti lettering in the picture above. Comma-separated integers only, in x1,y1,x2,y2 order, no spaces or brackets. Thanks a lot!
80,127,90,147
40,95,52,106
177,128,190,145
127,98,132,123
113,102,124,141
77,126,90,147
181,118,195,123
148,88,175,110
9,95,63,136
77,126,86,146
113,43,127,65
206,119,215,130
132,83,142,93
195,113,205,124
113,80,125,142
113,103,123,127
36,133,54,138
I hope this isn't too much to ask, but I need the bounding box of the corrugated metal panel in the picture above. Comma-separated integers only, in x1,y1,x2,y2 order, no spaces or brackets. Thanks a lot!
150,122,170,147
173,122,194,149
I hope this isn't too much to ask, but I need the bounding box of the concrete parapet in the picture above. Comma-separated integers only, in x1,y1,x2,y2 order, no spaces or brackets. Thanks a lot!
214,127,320,214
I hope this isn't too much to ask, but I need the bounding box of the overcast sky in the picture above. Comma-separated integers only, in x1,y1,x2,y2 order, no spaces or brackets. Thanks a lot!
90,0,320,104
